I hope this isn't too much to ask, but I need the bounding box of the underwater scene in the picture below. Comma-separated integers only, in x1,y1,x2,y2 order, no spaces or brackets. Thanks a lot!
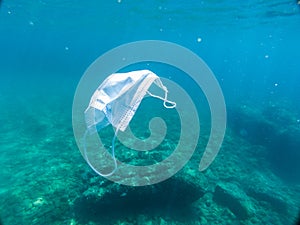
0,0,300,224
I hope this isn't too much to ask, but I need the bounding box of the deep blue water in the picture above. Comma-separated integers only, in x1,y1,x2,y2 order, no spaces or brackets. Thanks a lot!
0,1,300,225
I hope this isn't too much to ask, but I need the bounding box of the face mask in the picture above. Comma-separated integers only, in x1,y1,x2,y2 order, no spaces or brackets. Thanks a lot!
84,70,176,176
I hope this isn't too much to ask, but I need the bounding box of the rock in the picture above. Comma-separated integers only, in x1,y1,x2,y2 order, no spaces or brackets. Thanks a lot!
229,104,300,183
228,105,276,145
213,182,253,220
247,188,287,214
268,127,300,182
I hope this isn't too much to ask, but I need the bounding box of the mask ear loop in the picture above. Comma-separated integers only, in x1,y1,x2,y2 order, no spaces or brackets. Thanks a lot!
146,87,176,109
83,127,119,177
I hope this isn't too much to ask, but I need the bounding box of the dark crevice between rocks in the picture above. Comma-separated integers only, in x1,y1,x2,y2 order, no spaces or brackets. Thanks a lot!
73,177,205,224
296,211,300,225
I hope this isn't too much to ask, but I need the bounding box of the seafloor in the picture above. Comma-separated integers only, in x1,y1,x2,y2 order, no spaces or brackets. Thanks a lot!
0,83,299,225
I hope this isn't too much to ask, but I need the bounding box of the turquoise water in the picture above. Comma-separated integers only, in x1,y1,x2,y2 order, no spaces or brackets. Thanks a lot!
1,0,300,224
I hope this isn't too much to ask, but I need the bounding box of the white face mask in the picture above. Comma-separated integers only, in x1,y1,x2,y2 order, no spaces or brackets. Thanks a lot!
83,70,176,176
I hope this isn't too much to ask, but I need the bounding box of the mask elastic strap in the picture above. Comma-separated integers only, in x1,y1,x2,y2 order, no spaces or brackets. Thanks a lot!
83,128,118,177
147,88,176,109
